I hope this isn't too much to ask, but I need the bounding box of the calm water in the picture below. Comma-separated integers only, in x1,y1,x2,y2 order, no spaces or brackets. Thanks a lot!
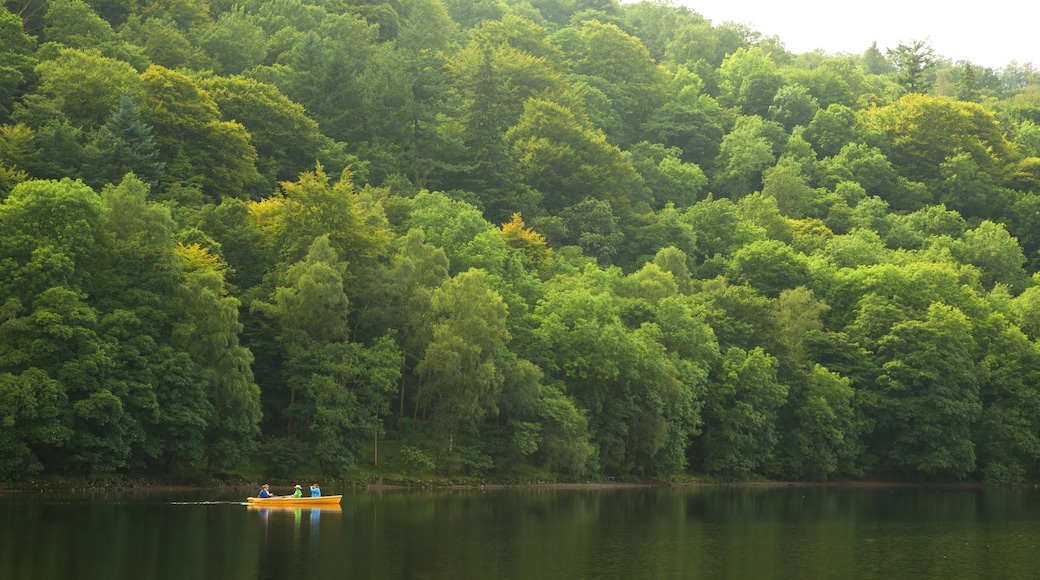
2,485,1039,579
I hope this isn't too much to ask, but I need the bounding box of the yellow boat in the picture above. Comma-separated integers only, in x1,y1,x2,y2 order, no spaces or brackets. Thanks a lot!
246,495,343,506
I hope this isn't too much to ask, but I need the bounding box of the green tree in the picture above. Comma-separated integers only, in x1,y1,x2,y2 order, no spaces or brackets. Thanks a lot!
251,235,349,437
30,47,140,128
717,46,783,117
299,335,402,476
42,0,144,66
416,269,509,466
0,6,37,123
641,68,727,167
804,103,858,159
387,227,449,419
0,368,72,479
974,317,1040,483
628,141,707,209
871,303,981,479
138,65,260,198
775,363,857,480
956,220,1027,291
696,346,787,478
171,242,261,470
725,240,810,299
195,6,267,74
255,165,390,269
887,39,936,94
508,98,644,215
358,2,457,188
200,75,324,192
86,93,165,189
533,277,700,476
956,63,982,102
711,115,780,199
861,93,1012,187
567,19,668,144
768,83,819,132
119,15,211,70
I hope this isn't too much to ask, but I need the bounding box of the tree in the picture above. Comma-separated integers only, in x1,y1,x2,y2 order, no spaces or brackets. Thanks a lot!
533,276,701,476
956,221,1027,291
138,65,260,198
870,303,981,479
388,227,449,419
200,75,324,192
501,212,553,273
717,46,783,117
711,115,780,199
508,98,644,215
628,141,707,209
567,20,668,144
0,6,37,123
861,93,1012,187
696,346,787,478
681,196,765,269
725,240,810,299
118,15,211,70
171,242,261,470
299,335,402,476
776,363,858,480
357,2,457,188
30,47,139,128
956,63,982,102
86,93,165,189
254,165,390,269
768,84,819,132
42,0,143,67
887,39,936,94
0,366,71,479
450,45,527,221
416,269,509,465
195,7,267,74
974,317,1040,483
557,198,625,266
818,143,929,212
804,103,858,159
402,190,498,274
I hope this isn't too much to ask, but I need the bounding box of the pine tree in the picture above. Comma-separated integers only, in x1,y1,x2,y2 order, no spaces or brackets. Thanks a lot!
96,93,166,188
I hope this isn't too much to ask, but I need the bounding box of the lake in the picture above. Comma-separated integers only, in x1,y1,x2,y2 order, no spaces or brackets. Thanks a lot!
1,484,1039,579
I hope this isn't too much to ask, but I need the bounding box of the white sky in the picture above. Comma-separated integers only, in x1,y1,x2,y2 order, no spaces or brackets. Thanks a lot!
675,0,1039,70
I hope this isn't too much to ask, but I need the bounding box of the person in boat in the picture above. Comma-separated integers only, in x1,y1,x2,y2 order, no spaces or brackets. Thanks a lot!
310,483,321,497
258,484,274,498
291,484,303,498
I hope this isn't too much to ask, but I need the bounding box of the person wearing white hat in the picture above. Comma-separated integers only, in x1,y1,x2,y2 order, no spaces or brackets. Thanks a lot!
291,484,303,498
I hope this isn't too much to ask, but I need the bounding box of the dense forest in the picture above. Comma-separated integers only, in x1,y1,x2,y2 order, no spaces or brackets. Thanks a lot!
3,0,1040,484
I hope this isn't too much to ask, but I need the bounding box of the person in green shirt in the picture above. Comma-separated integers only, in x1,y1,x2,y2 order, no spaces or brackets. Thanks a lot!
292,484,303,498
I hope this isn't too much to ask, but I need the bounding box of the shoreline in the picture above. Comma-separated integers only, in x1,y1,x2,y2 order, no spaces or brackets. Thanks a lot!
0,476,1006,494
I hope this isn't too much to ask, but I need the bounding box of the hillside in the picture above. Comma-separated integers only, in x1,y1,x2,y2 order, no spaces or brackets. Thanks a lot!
3,0,1040,484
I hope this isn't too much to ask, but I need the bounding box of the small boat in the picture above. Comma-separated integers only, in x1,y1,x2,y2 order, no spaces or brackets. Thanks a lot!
246,495,343,506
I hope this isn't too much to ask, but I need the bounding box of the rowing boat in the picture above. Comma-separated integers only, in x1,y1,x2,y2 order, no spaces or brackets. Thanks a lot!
246,495,343,506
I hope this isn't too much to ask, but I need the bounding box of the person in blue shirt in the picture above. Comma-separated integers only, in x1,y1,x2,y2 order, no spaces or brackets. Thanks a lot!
258,484,274,498
310,483,321,497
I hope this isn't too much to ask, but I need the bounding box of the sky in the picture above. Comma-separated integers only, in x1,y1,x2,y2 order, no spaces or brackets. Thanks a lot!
675,0,1040,70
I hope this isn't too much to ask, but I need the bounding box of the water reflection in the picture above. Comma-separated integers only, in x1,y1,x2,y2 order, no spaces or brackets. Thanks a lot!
250,504,341,579
2,486,1040,579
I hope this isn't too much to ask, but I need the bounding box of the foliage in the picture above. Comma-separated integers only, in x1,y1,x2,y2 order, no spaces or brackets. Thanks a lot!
5,0,1040,484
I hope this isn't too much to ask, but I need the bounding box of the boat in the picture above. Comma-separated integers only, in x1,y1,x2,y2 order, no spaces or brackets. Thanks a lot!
246,495,343,506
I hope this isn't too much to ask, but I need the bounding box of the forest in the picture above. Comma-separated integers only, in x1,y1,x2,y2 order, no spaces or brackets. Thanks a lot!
3,0,1040,484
